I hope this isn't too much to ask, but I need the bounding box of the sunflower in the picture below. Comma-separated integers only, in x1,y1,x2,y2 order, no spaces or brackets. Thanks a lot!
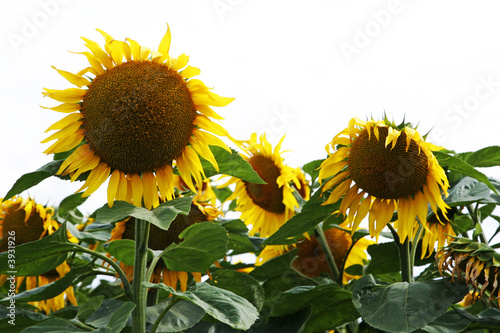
256,222,372,284
42,25,233,209
418,208,456,259
220,134,306,237
318,117,450,242
0,197,77,313
438,238,500,307
108,199,222,291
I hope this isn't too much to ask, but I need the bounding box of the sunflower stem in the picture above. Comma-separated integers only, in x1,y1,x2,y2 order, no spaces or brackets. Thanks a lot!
151,295,179,333
387,224,412,283
409,223,424,278
314,224,340,284
467,204,489,246
132,218,151,333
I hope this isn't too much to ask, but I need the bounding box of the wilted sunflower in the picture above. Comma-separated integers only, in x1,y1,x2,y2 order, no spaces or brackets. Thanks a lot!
319,117,450,242
108,200,222,291
256,222,372,284
438,238,500,307
0,197,77,313
220,134,306,236
42,26,233,209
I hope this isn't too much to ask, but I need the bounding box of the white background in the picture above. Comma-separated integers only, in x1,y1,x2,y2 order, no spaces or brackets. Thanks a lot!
1,0,499,231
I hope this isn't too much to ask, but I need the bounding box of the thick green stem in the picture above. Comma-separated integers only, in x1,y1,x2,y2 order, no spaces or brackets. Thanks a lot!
132,219,151,333
467,204,489,246
151,296,179,333
409,223,424,277
387,224,412,283
314,225,340,284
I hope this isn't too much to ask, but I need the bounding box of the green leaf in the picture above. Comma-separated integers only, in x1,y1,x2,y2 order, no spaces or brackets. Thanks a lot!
445,176,493,206
352,275,469,333
199,146,265,184
147,299,205,332
20,318,93,333
270,284,359,332
102,239,153,266
264,190,340,246
219,219,261,255
106,301,135,333
76,295,105,323
456,307,500,331
85,299,129,329
435,151,498,194
95,196,192,231
162,222,228,272
420,309,470,333
209,269,265,311
0,223,72,276
144,282,259,330
302,159,324,185
0,306,49,332
250,248,298,281
0,265,89,303
458,145,500,168
57,192,88,217
2,160,64,201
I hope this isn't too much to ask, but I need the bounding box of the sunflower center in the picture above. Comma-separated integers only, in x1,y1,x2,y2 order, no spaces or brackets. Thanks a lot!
81,61,196,174
349,127,428,199
244,155,286,214
0,204,45,252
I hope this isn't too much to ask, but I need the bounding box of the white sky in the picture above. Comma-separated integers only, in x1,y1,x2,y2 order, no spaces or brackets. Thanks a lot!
1,0,500,226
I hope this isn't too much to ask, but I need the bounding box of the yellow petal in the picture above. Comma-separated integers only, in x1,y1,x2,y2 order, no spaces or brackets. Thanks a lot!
156,164,174,201
107,170,121,207
44,113,81,132
42,88,86,103
142,171,159,209
181,66,201,79
52,66,90,87
130,174,144,207
158,24,172,56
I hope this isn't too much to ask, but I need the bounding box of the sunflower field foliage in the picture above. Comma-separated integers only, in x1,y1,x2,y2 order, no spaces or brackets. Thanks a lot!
1,26,500,333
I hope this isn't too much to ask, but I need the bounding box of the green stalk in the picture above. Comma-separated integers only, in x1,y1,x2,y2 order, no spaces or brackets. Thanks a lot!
314,224,340,284
409,223,423,280
132,218,151,333
467,204,489,246
387,224,412,283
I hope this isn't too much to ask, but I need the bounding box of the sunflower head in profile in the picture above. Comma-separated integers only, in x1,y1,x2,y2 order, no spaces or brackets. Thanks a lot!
438,238,500,307
108,199,222,291
318,117,450,242
256,222,372,284
0,197,77,314
220,133,307,237
42,25,233,210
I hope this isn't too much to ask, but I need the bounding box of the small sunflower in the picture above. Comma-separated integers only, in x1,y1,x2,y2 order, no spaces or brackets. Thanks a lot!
0,197,77,313
438,238,500,307
256,222,372,284
219,134,305,237
418,208,456,259
318,117,450,242
42,25,233,209
108,200,222,291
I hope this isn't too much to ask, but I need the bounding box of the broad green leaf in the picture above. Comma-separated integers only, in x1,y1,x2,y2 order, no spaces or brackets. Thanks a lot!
352,275,469,333
270,284,359,332
212,187,233,204
435,151,498,194
264,190,341,246
20,318,94,333
0,265,89,303
445,176,492,206
209,269,265,311
162,222,228,272
421,310,470,333
146,299,205,332
85,299,129,329
219,219,261,255
199,146,265,184
2,160,64,201
302,159,324,185
57,192,88,217
106,302,135,333
0,306,48,332
65,222,113,243
458,145,500,168
76,295,105,323
459,307,500,331
0,223,72,276
250,248,298,281
102,239,153,266
95,196,192,231
144,282,259,330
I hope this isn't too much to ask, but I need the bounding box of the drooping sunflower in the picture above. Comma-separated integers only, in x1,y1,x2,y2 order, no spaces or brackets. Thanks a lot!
256,222,372,284
0,197,77,314
318,117,450,242
220,134,307,237
42,26,233,209
438,238,500,307
417,208,456,259
108,200,222,291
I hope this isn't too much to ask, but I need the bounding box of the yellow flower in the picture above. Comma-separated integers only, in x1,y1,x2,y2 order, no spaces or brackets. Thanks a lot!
418,209,456,258
319,117,450,242
220,134,307,237
256,222,372,284
0,197,77,313
108,199,222,291
42,25,233,209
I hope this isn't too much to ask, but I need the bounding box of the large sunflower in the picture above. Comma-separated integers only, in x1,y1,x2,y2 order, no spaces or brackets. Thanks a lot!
42,26,233,209
256,222,372,284
0,197,77,313
108,199,222,291
220,134,306,237
318,117,450,242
